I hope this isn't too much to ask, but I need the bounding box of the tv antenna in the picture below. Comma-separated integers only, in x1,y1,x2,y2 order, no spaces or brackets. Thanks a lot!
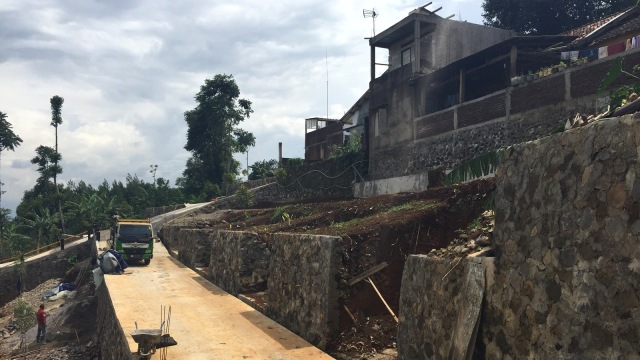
363,8,378,37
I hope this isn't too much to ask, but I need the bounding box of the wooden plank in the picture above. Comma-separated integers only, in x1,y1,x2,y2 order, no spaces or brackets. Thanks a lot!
367,276,398,323
348,262,388,286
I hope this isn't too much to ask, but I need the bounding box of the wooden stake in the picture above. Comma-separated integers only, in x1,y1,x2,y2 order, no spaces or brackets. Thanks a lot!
343,305,359,328
366,276,398,323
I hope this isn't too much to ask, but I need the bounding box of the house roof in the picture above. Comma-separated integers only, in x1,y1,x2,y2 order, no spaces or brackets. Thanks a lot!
369,9,441,48
563,6,640,48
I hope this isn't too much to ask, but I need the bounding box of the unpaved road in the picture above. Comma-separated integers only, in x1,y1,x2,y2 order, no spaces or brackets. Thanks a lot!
104,243,332,359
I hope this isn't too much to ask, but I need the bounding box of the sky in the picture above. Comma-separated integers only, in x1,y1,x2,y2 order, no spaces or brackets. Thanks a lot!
0,0,484,215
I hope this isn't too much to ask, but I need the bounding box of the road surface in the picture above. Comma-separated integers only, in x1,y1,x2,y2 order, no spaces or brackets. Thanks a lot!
103,241,333,359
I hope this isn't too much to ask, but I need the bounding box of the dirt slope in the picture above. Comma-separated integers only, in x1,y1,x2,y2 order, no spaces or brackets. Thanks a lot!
173,178,496,358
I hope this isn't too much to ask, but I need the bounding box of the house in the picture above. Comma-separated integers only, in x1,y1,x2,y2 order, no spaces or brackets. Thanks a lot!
304,91,370,161
354,5,640,197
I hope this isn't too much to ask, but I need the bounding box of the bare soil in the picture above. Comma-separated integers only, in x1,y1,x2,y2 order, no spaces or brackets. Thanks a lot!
182,178,496,359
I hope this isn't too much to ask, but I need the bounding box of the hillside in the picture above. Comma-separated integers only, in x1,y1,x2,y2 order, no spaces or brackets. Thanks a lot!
167,178,496,358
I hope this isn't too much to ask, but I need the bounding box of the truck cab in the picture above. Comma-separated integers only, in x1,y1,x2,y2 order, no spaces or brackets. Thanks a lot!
110,219,155,265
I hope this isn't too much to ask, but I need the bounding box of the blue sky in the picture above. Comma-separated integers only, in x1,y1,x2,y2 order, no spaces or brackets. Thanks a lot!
0,0,485,214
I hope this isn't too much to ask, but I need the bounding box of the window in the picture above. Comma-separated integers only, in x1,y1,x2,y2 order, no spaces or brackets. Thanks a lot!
374,108,387,137
401,47,412,66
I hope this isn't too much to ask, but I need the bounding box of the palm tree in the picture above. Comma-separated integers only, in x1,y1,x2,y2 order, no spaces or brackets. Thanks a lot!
19,207,59,253
0,111,23,250
68,193,119,229
50,96,66,234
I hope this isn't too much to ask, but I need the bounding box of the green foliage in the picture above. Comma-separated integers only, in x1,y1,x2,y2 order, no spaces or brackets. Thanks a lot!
482,0,636,34
443,149,505,186
286,158,304,168
275,168,287,184
31,145,62,193
271,206,291,224
386,201,436,213
0,111,23,152
13,299,36,334
235,184,253,208
182,74,255,198
598,58,640,109
330,134,361,160
67,254,78,267
249,159,278,180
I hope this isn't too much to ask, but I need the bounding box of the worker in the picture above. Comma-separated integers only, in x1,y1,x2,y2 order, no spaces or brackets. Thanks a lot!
36,304,46,344
59,235,65,251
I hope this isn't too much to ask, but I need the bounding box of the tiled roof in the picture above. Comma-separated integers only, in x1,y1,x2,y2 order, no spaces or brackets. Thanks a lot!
561,12,622,41
592,13,640,44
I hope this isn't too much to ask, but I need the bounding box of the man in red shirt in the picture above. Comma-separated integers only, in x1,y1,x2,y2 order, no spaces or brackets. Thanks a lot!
36,304,46,344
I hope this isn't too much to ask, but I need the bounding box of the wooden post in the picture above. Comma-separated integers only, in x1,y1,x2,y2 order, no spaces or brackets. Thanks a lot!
509,45,518,79
367,276,399,323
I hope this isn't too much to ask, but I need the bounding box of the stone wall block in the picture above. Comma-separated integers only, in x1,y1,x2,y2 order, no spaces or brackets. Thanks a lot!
265,233,342,350
208,230,271,295
489,115,640,358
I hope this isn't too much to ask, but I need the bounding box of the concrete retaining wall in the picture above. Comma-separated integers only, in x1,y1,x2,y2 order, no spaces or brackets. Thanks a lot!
0,239,93,306
208,230,271,295
265,233,343,350
96,282,131,359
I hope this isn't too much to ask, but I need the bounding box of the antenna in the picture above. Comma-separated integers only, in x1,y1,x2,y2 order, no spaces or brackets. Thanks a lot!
363,8,378,37
326,51,329,119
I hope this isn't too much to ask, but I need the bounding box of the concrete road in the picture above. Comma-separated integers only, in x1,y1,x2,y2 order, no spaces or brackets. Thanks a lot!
104,243,333,359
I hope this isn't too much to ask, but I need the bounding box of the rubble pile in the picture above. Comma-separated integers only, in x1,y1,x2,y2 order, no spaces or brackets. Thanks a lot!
567,93,640,130
428,210,495,259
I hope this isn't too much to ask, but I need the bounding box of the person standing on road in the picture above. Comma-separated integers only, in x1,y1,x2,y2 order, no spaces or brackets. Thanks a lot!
36,304,46,344
59,235,65,251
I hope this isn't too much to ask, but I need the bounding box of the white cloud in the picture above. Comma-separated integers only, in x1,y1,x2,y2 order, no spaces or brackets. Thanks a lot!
0,0,485,215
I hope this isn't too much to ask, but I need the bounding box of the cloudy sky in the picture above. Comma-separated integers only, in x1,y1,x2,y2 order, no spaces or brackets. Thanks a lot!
0,0,484,214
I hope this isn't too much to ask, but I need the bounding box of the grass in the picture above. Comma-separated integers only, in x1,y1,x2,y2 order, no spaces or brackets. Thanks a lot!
385,201,436,214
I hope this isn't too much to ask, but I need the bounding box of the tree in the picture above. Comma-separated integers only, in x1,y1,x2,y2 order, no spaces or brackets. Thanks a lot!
183,74,254,196
49,96,66,234
0,111,23,250
482,0,637,34
19,207,59,252
31,145,62,193
249,159,278,180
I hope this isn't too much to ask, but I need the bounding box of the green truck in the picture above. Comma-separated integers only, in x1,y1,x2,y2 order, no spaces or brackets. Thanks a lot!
110,218,155,265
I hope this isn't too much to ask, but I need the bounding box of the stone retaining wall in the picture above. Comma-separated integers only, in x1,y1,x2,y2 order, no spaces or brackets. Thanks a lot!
486,114,640,358
96,282,131,359
176,229,214,268
265,233,343,350
396,114,640,359
398,256,489,359
0,239,93,306
208,231,271,295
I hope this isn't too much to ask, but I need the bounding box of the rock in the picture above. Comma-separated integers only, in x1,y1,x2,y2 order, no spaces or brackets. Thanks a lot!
477,236,491,247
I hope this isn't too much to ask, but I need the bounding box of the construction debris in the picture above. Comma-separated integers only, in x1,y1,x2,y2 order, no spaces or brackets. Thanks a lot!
566,93,639,130
428,210,495,259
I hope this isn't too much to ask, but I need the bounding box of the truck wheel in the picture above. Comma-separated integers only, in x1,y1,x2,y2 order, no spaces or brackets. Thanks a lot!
143,259,151,265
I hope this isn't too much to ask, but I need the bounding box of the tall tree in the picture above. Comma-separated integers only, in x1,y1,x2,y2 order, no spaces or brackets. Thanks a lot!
0,111,23,252
183,74,254,197
49,96,66,234
31,145,62,194
482,0,637,34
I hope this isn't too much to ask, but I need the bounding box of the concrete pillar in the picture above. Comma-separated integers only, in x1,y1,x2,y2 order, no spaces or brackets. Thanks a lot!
278,142,282,167
509,45,518,79
413,20,421,74
459,69,466,104
370,45,376,81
